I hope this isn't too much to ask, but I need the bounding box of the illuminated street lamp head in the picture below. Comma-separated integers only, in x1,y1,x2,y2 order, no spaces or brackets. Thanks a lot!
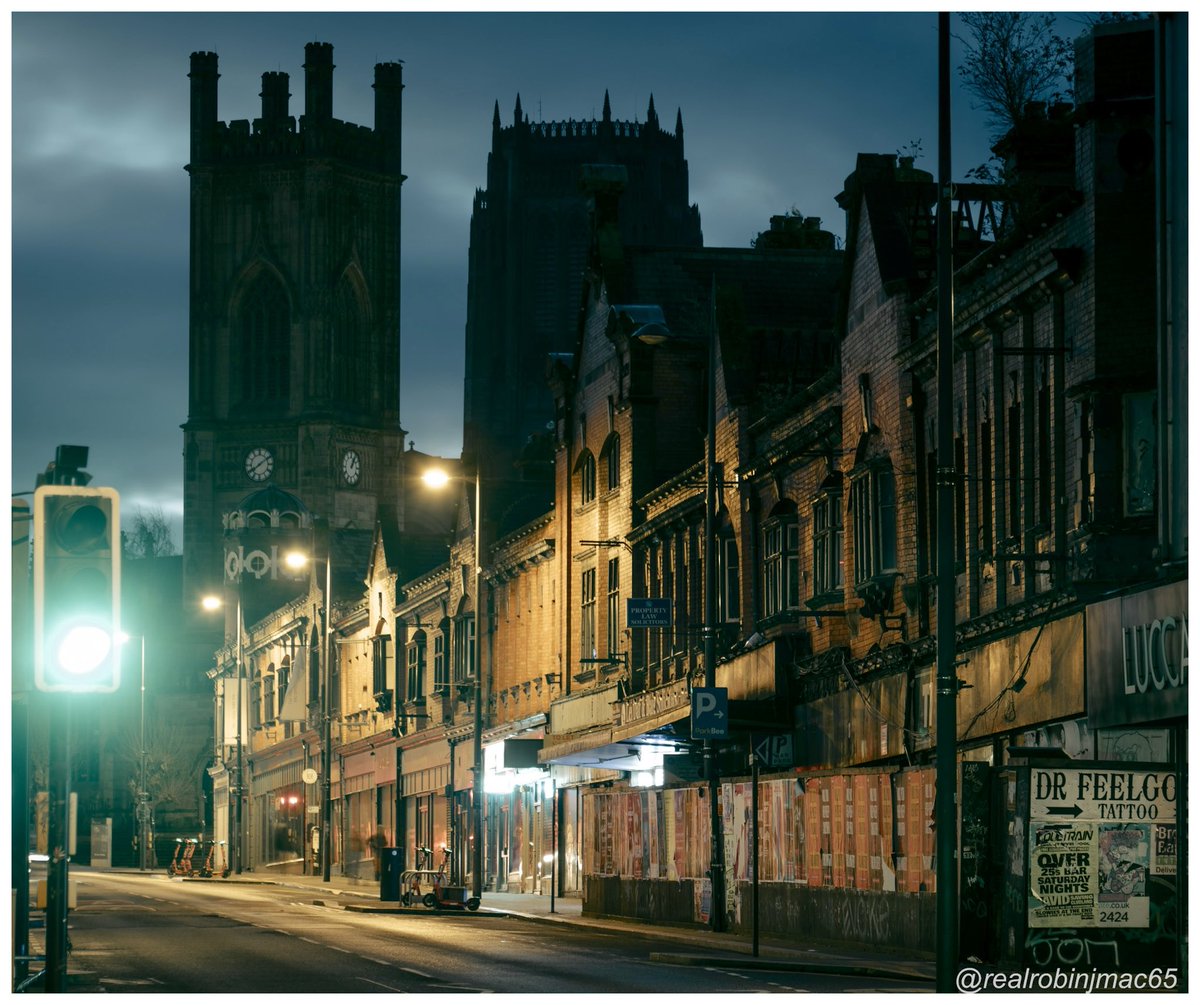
284,550,310,571
201,595,223,612
421,467,451,490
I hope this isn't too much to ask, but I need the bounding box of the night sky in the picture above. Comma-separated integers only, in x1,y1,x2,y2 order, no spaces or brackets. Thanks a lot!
9,10,1091,543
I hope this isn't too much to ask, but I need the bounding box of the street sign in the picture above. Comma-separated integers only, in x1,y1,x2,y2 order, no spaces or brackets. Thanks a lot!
751,732,794,770
627,598,671,629
1030,767,1177,822
690,686,728,739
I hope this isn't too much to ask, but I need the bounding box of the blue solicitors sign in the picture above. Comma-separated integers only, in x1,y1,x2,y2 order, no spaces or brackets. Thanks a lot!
627,598,672,628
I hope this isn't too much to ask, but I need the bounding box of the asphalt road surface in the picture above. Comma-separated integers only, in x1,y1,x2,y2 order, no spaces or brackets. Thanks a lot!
39,870,930,994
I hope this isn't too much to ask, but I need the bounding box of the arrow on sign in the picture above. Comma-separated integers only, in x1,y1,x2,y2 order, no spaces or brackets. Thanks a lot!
1045,804,1084,818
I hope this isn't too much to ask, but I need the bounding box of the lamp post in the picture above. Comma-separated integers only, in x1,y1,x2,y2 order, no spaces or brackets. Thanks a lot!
202,591,244,875
119,633,150,870
139,635,148,871
285,523,334,882
422,466,484,901
635,297,726,929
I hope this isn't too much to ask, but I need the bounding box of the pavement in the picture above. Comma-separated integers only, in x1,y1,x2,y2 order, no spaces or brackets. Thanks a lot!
24,866,936,990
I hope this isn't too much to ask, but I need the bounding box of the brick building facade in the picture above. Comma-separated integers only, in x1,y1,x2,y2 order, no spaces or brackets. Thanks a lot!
205,18,1183,963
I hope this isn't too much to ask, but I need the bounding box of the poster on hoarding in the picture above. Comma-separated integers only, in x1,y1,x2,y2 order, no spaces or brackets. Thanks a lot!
1152,823,1177,876
1028,822,1098,928
1096,823,1150,926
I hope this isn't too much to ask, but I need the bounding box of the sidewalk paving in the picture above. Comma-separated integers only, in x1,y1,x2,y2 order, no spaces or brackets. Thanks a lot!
200,868,935,983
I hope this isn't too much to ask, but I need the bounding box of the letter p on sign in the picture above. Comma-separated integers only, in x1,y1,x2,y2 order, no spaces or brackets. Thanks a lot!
691,686,729,739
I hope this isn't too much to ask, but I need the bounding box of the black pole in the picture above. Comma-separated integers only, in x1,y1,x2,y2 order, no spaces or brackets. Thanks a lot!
471,473,485,901
321,521,333,883
751,751,759,957
45,700,71,992
704,275,726,932
12,498,32,986
935,11,960,992
549,778,557,914
235,594,244,875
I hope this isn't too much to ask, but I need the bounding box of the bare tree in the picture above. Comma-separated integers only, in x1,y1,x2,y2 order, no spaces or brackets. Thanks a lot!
113,719,208,819
957,12,1074,141
121,506,178,559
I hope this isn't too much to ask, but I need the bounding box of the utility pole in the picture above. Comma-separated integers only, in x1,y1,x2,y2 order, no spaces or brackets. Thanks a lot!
935,11,961,992
12,497,32,986
320,518,334,883
703,276,726,932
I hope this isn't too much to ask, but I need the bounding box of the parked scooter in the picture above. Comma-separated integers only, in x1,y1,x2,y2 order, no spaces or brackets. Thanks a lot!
166,838,185,876
167,838,201,877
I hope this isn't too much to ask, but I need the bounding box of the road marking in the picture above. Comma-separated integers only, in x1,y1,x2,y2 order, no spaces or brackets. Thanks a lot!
397,966,433,979
100,977,164,986
356,977,407,992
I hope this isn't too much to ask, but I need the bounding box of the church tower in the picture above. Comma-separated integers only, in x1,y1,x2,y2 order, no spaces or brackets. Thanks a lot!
463,92,703,480
182,44,406,603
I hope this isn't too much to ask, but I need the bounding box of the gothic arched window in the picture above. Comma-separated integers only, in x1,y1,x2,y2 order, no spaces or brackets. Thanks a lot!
332,275,368,403
238,272,290,406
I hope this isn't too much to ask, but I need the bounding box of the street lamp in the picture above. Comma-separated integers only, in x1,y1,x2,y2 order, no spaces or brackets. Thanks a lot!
118,632,150,870
421,465,484,901
201,591,244,875
284,524,334,882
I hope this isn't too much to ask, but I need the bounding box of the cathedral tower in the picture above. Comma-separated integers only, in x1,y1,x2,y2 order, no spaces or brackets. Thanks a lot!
182,44,406,603
463,92,703,480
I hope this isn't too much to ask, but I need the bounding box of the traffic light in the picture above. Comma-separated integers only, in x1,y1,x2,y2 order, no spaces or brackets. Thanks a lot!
33,486,121,693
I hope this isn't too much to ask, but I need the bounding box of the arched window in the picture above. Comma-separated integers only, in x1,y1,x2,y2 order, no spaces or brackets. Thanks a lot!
332,274,368,403
433,618,450,691
761,500,800,618
601,433,621,492
576,450,597,506
262,663,276,723
812,473,845,597
851,462,898,584
717,526,740,623
238,271,290,406
453,602,476,685
277,655,291,700
407,630,426,702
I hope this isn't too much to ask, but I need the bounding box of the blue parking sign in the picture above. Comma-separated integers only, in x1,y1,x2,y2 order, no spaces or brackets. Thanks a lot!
690,687,728,739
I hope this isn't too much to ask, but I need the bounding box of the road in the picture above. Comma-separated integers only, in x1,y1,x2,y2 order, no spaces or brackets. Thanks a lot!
39,870,930,994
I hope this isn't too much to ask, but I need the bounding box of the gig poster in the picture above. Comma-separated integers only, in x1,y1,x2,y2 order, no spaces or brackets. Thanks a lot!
1028,822,1099,927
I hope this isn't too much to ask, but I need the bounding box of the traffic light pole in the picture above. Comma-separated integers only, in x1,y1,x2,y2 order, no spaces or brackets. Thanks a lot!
703,278,726,932
45,699,71,992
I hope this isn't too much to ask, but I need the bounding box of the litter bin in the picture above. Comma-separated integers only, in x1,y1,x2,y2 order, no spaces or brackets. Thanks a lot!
380,847,402,901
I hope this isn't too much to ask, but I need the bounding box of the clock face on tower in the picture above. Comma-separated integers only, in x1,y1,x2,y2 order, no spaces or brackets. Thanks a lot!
342,449,362,486
245,447,274,482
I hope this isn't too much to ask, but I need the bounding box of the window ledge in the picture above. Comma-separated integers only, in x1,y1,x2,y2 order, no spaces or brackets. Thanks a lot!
807,591,845,611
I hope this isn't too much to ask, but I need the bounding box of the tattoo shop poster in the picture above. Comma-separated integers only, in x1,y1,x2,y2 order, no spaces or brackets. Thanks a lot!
1029,822,1151,928
1029,822,1099,928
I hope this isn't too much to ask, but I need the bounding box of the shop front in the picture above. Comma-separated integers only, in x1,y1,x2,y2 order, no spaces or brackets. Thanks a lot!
1086,579,1187,754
